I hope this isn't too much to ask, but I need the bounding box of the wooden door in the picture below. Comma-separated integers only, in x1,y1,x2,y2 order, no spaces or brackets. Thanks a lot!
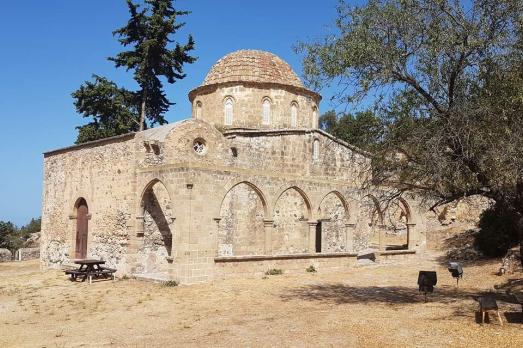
75,201,88,259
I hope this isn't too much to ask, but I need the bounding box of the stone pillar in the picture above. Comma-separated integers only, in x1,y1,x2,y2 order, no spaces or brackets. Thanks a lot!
307,221,318,253
345,223,356,252
263,220,274,255
406,223,417,250
213,218,222,257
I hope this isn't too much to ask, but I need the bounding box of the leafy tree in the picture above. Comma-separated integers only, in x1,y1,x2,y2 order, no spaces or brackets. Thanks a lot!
73,0,196,143
0,221,17,250
0,218,41,252
73,76,140,144
319,110,384,151
298,0,523,262
19,217,41,240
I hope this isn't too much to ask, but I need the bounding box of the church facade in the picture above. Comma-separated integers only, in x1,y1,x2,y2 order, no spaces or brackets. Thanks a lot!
41,50,426,283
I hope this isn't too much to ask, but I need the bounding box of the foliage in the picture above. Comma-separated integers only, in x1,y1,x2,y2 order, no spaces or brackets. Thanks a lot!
0,217,41,251
319,110,384,151
298,0,523,263
306,265,317,273
265,268,283,275
163,280,179,287
19,217,41,241
0,221,17,250
73,0,196,143
475,203,520,257
73,76,140,144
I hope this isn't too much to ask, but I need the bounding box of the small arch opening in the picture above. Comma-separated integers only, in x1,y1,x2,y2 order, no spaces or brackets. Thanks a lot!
290,102,298,127
262,98,271,125
312,139,320,160
224,97,234,125
195,101,202,119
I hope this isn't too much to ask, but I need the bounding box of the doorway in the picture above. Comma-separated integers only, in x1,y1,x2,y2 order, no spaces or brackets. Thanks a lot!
75,198,89,259
315,222,322,253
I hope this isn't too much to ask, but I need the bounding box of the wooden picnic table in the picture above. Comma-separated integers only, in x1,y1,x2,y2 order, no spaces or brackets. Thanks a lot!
65,259,116,284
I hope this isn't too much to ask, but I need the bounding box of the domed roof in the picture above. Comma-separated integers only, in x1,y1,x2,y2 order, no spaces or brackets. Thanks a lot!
201,50,304,88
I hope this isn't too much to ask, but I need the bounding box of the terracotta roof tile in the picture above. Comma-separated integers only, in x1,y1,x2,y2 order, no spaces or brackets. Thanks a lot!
202,50,304,88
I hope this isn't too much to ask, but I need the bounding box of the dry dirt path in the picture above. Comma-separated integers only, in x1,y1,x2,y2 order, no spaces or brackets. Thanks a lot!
0,255,522,347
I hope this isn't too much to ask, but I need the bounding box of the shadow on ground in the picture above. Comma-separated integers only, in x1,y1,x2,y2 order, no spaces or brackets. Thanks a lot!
280,283,480,305
280,283,522,307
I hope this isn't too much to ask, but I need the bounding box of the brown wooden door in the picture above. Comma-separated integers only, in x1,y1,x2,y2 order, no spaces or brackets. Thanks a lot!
75,201,88,259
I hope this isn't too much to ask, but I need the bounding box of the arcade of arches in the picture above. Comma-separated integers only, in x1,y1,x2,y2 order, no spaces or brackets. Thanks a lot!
41,49,427,284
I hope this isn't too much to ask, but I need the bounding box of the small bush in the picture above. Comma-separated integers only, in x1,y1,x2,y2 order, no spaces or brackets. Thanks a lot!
265,268,283,275
306,265,317,273
163,280,179,287
475,203,519,257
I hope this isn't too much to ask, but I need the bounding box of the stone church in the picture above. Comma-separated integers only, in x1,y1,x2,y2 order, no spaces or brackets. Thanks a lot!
41,50,427,283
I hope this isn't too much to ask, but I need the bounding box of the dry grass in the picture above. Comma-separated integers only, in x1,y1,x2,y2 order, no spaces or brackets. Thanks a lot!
0,255,522,347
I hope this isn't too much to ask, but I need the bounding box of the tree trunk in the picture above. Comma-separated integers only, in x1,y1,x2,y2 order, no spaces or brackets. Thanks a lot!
139,91,146,132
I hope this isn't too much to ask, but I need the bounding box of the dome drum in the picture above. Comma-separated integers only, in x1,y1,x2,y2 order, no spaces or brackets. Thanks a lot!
188,50,321,129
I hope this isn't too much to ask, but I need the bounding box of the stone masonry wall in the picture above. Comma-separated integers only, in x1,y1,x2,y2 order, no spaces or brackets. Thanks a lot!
319,193,348,252
218,183,265,256
191,84,319,129
272,188,310,254
42,119,428,284
41,136,136,272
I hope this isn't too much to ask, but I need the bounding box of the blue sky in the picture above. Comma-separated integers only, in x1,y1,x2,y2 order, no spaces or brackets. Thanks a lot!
0,0,349,226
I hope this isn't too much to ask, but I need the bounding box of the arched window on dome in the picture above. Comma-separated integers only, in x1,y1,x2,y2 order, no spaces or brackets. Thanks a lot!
224,97,234,125
195,101,202,119
262,98,271,125
313,139,320,160
290,102,298,127
312,106,318,129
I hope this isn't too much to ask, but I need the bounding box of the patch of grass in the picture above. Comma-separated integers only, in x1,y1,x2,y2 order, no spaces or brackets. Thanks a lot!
265,268,283,276
306,265,317,273
163,280,179,287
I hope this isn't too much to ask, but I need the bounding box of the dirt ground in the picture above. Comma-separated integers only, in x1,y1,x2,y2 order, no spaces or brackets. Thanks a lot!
0,255,522,348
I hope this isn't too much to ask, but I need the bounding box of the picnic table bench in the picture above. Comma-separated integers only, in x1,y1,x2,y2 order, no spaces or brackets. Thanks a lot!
65,259,116,284
478,295,503,326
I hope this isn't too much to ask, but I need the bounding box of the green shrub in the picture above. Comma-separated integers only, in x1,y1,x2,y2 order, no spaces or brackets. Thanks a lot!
475,203,519,257
306,265,317,273
265,268,283,275
163,280,179,287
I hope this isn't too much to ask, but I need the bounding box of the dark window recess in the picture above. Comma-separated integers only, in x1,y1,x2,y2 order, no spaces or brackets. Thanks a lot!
231,147,238,157
151,144,161,155
315,222,322,252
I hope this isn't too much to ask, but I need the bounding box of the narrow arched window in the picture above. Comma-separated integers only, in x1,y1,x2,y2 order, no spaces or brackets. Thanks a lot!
195,101,202,119
312,107,318,129
262,98,271,125
224,97,233,125
313,139,320,160
290,102,298,127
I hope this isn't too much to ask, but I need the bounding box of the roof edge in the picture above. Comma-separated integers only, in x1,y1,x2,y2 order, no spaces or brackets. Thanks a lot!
188,81,322,103
43,132,136,157
222,127,370,157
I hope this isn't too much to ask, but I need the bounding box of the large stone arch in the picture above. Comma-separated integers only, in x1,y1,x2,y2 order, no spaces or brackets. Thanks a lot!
355,194,382,251
217,181,267,256
212,177,271,219
273,185,312,220
381,197,411,250
272,187,311,254
318,191,350,252
136,179,174,274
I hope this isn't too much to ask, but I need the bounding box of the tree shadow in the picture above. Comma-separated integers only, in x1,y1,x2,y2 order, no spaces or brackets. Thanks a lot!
280,283,482,305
